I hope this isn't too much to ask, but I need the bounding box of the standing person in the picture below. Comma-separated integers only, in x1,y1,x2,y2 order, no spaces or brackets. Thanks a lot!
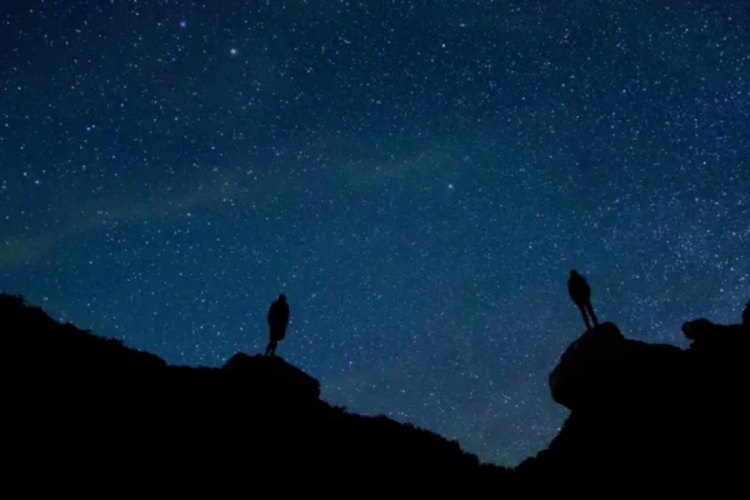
266,294,290,357
743,299,749,327
568,270,599,330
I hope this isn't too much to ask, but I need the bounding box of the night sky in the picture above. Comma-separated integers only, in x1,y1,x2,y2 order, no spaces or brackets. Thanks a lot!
1,0,748,465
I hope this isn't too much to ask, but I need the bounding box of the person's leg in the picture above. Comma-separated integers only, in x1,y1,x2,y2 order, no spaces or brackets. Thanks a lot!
578,303,591,330
586,300,599,326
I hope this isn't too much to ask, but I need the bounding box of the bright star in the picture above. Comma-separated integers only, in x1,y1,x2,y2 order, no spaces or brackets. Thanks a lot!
230,48,238,56
179,20,187,28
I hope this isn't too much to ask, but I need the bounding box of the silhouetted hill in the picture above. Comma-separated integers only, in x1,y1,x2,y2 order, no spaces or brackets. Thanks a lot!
3,292,748,493
519,316,749,492
1,293,512,494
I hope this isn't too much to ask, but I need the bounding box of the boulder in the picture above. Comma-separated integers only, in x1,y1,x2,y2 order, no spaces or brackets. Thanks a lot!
222,352,321,402
549,322,682,410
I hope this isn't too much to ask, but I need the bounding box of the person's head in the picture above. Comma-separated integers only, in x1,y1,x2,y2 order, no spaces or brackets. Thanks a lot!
279,294,286,302
570,269,579,277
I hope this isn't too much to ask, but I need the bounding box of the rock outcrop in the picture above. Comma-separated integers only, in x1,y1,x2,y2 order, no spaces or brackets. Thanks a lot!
549,322,684,411
521,313,749,491
222,352,322,402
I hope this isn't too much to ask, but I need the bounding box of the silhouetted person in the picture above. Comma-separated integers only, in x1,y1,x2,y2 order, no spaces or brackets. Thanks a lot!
568,269,598,330
743,299,749,327
265,294,289,357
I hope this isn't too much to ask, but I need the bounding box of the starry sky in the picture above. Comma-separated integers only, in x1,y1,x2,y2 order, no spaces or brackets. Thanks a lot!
1,0,748,465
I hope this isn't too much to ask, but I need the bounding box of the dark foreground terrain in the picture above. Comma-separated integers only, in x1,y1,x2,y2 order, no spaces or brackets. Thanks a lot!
2,293,747,493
